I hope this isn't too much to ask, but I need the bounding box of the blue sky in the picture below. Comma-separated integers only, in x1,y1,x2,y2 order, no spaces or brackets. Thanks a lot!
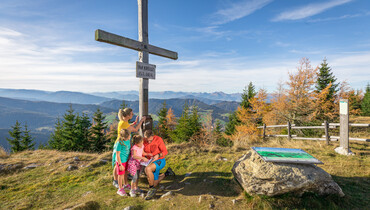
0,0,369,94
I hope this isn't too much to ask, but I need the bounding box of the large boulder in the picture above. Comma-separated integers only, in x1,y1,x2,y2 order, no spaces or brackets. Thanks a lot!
232,150,344,197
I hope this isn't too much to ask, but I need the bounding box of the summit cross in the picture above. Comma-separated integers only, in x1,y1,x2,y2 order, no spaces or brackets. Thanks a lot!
95,0,178,125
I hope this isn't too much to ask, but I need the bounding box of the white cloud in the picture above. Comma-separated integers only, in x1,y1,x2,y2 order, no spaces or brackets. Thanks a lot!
273,0,353,21
275,41,291,47
307,12,370,23
210,0,273,25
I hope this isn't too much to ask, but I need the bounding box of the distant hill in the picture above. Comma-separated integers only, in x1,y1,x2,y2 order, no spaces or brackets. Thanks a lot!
91,90,242,103
0,89,113,104
0,88,243,105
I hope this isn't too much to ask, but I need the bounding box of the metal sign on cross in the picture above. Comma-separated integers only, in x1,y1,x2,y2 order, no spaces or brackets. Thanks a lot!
95,0,178,130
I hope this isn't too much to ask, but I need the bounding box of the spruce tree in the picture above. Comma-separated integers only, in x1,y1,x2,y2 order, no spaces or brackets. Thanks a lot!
6,121,23,153
224,111,239,136
90,108,108,152
361,83,370,116
75,113,91,151
60,105,78,151
189,106,202,135
170,103,190,143
21,123,35,150
49,118,63,150
240,82,256,110
157,101,169,140
315,58,339,100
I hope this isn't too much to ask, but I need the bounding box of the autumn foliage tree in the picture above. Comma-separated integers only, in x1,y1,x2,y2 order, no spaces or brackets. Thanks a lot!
312,83,338,121
362,84,370,116
232,88,270,144
166,107,176,132
285,58,318,124
338,81,363,115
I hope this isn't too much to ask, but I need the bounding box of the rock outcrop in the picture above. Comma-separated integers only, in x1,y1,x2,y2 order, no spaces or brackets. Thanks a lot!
232,150,344,197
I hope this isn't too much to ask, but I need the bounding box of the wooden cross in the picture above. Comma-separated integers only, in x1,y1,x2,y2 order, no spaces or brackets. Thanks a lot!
95,0,178,123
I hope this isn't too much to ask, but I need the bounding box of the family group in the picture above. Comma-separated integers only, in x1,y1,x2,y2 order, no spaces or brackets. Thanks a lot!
112,108,175,200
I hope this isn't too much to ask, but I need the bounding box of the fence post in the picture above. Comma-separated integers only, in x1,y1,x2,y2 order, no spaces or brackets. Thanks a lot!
287,121,291,140
263,124,266,140
324,120,330,145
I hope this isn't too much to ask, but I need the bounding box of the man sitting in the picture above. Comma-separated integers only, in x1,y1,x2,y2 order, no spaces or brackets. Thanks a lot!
143,130,175,200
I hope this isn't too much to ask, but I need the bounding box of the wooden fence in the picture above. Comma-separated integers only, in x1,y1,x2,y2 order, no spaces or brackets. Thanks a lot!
258,121,370,145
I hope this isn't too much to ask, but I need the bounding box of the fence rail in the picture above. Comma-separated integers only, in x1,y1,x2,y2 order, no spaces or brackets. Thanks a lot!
320,123,370,127
258,121,369,143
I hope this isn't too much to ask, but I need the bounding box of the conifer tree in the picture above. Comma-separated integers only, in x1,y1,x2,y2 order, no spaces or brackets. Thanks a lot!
224,111,239,136
157,101,169,140
315,58,339,100
75,113,91,151
21,123,35,150
189,106,202,135
362,83,370,116
166,107,176,131
240,82,256,110
285,58,317,124
6,121,23,153
49,118,64,150
90,108,108,152
214,120,222,137
170,103,190,143
60,105,78,151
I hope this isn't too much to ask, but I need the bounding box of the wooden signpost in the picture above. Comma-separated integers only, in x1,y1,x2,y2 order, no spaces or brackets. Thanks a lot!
95,0,178,133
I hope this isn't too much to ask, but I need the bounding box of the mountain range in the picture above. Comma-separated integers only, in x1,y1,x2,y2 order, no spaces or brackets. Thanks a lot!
0,89,241,151
0,88,242,105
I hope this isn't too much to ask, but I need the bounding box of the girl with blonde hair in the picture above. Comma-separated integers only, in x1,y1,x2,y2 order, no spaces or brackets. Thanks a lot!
113,107,146,189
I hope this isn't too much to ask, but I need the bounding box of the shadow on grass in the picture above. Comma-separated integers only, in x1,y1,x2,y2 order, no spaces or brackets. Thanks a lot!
141,171,241,198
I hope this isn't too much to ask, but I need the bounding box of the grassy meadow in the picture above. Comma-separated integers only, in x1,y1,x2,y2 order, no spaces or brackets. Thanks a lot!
0,136,369,210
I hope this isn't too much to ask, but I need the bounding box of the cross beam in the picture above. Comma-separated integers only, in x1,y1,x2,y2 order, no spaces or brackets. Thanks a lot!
95,0,177,133
95,29,178,60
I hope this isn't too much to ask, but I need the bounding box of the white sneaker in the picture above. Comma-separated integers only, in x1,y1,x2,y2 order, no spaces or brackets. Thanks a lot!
130,189,137,197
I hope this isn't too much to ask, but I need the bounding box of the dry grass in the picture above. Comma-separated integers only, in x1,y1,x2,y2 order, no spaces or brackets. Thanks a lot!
0,146,8,159
350,115,370,124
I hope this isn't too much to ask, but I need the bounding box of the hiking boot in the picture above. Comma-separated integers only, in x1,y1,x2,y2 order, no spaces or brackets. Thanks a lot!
165,167,176,177
117,188,127,196
130,189,137,197
113,180,119,189
145,188,157,200
124,184,131,190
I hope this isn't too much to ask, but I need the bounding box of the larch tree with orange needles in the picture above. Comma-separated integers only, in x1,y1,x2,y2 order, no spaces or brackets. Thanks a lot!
312,83,338,122
232,88,270,143
338,81,363,115
285,58,318,125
